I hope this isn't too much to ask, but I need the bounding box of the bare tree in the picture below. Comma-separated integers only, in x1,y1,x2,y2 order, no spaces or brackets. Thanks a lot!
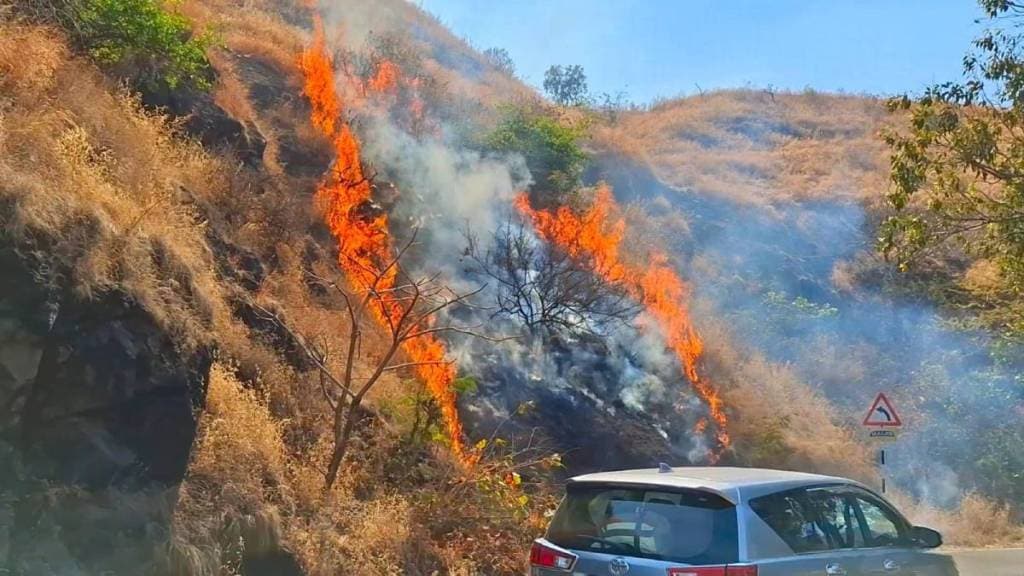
256,231,492,489
463,218,638,337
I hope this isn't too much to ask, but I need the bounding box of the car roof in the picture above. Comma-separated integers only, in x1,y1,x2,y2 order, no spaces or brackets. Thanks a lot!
567,466,857,503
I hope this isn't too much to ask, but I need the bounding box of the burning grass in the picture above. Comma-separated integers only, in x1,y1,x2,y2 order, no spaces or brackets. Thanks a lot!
299,12,467,460
517,185,731,453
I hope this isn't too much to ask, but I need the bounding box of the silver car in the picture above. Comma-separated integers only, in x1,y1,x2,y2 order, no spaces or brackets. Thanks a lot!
530,466,956,576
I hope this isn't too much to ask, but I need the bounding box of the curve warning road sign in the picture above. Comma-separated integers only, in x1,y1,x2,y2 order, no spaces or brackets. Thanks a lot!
863,392,902,428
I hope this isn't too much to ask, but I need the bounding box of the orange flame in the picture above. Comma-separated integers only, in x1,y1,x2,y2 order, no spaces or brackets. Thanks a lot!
516,186,730,452
368,60,400,94
301,15,466,460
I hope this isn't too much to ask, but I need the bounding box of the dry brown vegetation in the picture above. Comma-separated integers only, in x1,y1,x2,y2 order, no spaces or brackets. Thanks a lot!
889,492,1024,548
594,89,892,205
325,0,532,105
169,362,547,575
1,6,552,574
694,302,875,482
4,0,1021,571
0,19,233,348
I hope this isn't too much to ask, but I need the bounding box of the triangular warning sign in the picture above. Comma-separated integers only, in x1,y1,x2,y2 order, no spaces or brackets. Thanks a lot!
863,392,902,427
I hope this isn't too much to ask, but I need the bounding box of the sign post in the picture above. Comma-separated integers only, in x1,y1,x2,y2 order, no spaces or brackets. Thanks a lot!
862,392,902,493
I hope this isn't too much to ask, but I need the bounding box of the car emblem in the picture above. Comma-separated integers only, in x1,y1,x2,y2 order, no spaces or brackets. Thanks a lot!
608,557,630,575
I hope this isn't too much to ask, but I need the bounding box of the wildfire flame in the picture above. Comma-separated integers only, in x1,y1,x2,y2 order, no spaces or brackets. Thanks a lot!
300,15,466,460
368,60,400,94
516,186,731,452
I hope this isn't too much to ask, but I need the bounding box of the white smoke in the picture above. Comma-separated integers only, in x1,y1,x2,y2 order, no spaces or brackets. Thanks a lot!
360,115,530,273
308,1,724,469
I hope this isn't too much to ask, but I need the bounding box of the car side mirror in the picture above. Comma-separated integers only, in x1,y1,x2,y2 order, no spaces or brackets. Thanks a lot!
910,525,943,548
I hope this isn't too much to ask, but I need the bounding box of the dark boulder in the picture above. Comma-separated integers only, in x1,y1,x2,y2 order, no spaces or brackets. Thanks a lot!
242,550,305,576
17,290,212,489
0,249,52,422
1,250,214,573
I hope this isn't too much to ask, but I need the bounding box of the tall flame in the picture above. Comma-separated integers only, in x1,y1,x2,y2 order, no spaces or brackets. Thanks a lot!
300,15,466,460
516,186,731,451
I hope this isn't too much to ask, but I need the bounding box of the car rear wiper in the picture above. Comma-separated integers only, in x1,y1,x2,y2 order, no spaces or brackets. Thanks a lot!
574,535,638,555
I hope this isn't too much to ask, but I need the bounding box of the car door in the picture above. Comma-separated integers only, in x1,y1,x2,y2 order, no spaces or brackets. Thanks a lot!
846,489,953,576
748,486,867,576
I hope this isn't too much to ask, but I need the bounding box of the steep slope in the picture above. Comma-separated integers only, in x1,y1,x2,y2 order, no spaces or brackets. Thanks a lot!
1,2,1021,575
1,2,552,574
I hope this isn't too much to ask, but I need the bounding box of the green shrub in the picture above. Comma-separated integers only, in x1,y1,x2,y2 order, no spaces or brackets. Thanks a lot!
485,105,587,206
55,0,213,90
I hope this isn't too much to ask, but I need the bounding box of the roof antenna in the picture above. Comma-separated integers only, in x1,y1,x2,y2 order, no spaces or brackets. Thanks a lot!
658,462,673,473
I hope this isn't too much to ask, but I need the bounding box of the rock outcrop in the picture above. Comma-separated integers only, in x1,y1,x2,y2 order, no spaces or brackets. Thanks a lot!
0,249,212,573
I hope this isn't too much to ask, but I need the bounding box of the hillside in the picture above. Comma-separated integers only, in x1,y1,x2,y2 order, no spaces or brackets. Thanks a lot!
593,89,891,204
0,1,1022,575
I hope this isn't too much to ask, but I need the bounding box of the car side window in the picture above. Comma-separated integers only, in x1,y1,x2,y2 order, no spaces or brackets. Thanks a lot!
750,487,851,554
805,489,863,549
850,493,905,548
751,491,813,553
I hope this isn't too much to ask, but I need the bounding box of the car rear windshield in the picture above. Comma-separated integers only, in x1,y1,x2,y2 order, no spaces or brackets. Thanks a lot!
547,483,739,565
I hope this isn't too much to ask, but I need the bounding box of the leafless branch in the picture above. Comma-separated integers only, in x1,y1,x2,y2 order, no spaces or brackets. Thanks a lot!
463,217,639,337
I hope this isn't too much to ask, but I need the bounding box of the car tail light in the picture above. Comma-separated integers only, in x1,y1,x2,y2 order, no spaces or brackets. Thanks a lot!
529,540,577,571
667,565,758,576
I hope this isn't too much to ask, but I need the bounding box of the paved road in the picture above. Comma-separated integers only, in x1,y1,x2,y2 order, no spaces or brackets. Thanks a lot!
948,548,1024,576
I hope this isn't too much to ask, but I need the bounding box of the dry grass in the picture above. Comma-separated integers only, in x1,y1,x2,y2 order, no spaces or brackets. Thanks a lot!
182,1,306,80
696,306,875,482
891,492,1024,548
170,360,543,576
167,363,297,574
179,0,318,181
189,364,290,497
0,19,235,347
343,0,529,97
593,89,893,205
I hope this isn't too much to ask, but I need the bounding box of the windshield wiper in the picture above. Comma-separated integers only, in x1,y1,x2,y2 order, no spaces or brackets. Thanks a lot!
574,535,638,555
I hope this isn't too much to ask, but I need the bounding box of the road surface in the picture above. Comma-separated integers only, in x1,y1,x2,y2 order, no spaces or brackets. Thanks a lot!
949,548,1024,576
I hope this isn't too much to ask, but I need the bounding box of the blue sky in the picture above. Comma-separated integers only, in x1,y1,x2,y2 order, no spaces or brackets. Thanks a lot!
417,1,986,104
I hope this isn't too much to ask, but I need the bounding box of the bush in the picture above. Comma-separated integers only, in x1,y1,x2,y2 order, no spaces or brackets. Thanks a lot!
485,105,587,206
34,0,213,90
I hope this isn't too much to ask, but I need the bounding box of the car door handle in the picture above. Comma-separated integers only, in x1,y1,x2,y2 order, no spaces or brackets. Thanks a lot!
825,562,847,576
883,558,900,572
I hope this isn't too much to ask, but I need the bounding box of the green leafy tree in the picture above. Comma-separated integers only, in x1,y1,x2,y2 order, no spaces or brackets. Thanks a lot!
485,105,588,206
31,0,213,90
882,1,1024,330
543,64,589,106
